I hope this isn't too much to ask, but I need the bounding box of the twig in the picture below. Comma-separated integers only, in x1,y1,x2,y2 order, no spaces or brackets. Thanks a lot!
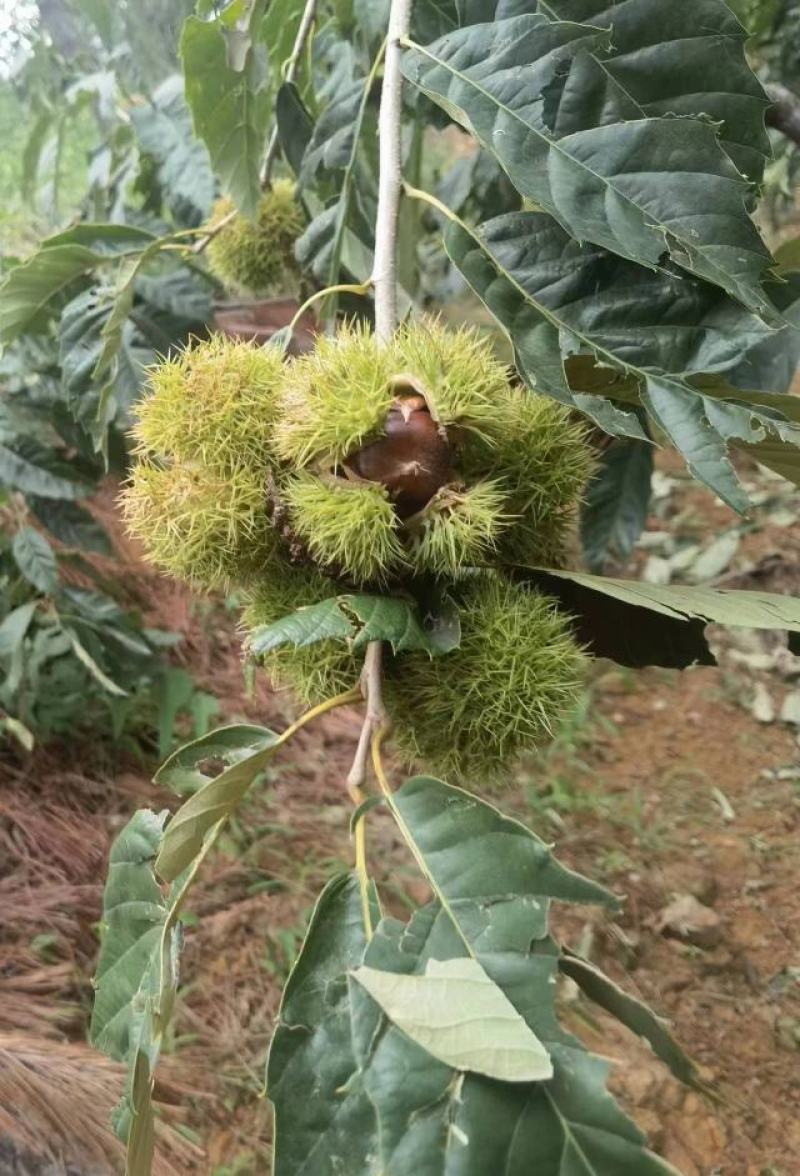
372,0,412,345
346,0,409,794
344,0,409,932
766,83,800,148
191,208,237,255
261,0,319,185
347,0,409,784
346,641,389,796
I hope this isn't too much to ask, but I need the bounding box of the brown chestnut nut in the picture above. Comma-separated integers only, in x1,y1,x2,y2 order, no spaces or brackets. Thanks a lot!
346,394,453,517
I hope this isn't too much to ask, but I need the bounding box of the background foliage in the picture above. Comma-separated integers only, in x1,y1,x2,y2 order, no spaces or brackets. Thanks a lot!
3,0,800,1172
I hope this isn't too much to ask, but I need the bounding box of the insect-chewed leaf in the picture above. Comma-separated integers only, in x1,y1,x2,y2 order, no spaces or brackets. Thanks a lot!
247,594,460,658
526,567,800,667
351,957,553,1082
155,723,277,793
0,225,154,345
267,874,377,1176
90,809,168,1062
155,724,281,881
269,788,683,1174
419,0,770,182
403,13,774,312
559,950,700,1090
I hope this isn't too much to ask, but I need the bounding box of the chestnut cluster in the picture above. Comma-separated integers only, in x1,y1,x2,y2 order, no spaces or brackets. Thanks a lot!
124,320,593,780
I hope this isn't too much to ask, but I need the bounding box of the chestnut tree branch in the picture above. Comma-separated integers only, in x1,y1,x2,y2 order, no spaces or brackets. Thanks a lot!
766,82,800,148
346,0,410,800
372,0,412,345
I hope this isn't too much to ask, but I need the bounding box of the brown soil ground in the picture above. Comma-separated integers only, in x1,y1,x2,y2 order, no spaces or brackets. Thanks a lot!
2,459,799,1176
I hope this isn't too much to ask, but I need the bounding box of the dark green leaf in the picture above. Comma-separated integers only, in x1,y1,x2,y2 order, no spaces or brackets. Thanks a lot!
723,274,800,394
181,13,271,219
559,949,700,1089
131,76,215,226
28,497,113,555
59,286,152,444
581,440,653,572
535,0,771,184
269,787,675,1174
62,626,128,696
389,776,618,931
526,567,800,668
0,441,92,500
12,527,58,594
403,14,774,311
155,724,281,881
276,82,314,177
444,212,799,509
267,875,376,1176
247,594,461,658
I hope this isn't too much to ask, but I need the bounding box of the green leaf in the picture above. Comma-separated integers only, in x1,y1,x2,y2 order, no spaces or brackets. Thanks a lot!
181,13,271,219
91,806,220,1171
534,0,771,184
0,601,38,659
155,723,281,881
21,109,52,201
443,211,799,509
248,594,461,658
559,950,700,1089
0,441,93,500
153,667,196,760
403,14,774,312
63,626,128,696
527,566,800,668
28,497,113,555
12,527,58,594
262,0,308,71
267,874,376,1176
389,776,618,932
581,440,653,572
90,810,169,1063
351,957,553,1081
0,225,154,346
131,77,215,225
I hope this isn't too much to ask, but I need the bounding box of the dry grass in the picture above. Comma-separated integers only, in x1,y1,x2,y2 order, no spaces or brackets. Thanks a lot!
0,1034,204,1174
